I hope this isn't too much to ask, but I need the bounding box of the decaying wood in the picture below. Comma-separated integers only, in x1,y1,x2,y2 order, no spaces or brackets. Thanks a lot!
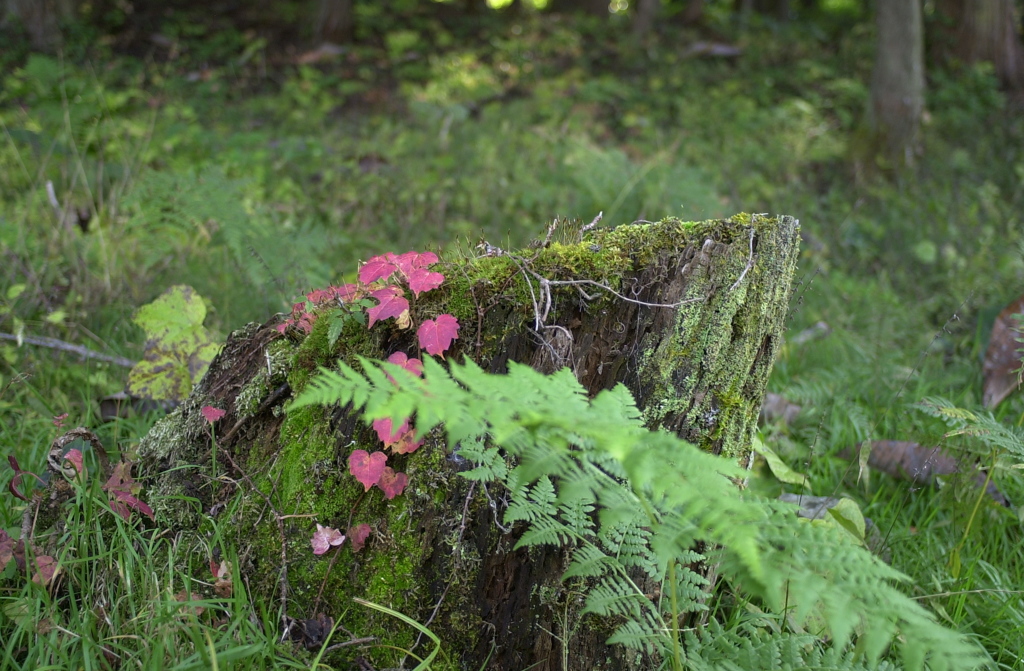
34,214,801,669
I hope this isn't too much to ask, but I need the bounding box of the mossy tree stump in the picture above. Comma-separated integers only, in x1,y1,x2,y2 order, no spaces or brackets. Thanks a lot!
130,214,798,670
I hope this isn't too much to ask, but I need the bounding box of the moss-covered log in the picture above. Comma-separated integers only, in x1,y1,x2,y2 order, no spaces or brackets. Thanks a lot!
70,214,801,669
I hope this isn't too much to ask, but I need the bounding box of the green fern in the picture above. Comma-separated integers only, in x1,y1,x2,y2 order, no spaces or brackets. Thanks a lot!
290,358,984,670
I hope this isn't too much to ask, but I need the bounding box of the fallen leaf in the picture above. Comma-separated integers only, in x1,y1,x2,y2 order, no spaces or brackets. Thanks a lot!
982,295,1024,408
31,555,58,586
376,468,408,500
311,523,346,555
849,440,1008,506
349,523,371,551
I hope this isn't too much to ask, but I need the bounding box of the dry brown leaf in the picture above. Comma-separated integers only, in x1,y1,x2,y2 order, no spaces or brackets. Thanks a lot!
983,295,1024,408
851,440,1008,506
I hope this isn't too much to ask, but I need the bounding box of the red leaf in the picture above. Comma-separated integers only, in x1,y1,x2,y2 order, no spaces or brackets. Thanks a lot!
348,450,388,491
359,254,398,284
349,523,371,552
376,468,408,500
417,314,460,357
384,352,423,385
63,449,85,477
392,250,439,277
32,555,58,586
372,417,410,447
392,432,424,455
201,406,226,423
52,412,68,428
7,455,44,502
407,268,445,297
367,286,410,329
311,523,346,555
0,529,14,569
110,490,155,521
334,283,364,303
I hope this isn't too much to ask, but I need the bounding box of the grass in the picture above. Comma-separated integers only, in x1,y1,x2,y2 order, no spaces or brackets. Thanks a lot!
2,5,1024,668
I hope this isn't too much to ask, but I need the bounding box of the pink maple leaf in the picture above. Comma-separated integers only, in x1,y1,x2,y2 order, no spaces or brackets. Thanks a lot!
63,449,85,477
311,523,346,555
417,314,460,357
384,352,424,385
359,254,399,284
0,529,14,569
201,406,226,423
372,417,410,447
392,432,424,455
367,286,410,329
103,461,155,521
348,450,388,491
376,468,409,500
334,283,364,303
31,555,58,586
407,268,445,297
392,250,438,277
349,523,371,552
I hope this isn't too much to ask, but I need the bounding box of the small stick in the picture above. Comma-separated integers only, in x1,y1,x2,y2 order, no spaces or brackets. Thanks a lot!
0,332,135,367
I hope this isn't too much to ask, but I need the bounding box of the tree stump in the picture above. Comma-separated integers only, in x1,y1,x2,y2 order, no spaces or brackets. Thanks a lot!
114,215,799,669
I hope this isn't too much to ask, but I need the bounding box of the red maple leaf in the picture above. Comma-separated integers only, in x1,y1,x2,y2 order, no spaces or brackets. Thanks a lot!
7,455,44,502
384,352,424,385
392,432,424,455
334,283,364,303
349,523,372,552
52,412,68,428
367,286,410,329
0,530,14,569
31,555,58,586
103,461,155,521
311,523,346,555
348,450,388,491
407,268,445,297
359,254,399,284
392,250,439,277
63,449,85,477
372,417,411,447
417,314,460,357
376,467,408,500
201,406,225,423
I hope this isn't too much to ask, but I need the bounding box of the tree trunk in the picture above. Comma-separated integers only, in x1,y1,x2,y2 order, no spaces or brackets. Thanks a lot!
869,0,925,166
31,215,799,669
633,0,659,38
936,0,1024,91
681,0,704,25
314,0,353,44
4,0,74,51
548,0,608,17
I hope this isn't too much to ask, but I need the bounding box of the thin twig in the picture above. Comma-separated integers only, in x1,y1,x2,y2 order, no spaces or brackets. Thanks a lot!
0,332,135,367
729,227,756,291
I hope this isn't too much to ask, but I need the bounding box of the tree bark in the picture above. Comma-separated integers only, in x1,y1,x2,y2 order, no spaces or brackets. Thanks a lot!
869,0,925,166
548,0,608,17
30,215,799,669
4,0,74,51
936,0,1024,91
633,0,659,38
313,0,353,44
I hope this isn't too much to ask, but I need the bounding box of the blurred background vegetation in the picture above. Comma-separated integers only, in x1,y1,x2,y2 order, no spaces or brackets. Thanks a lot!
3,0,1024,667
